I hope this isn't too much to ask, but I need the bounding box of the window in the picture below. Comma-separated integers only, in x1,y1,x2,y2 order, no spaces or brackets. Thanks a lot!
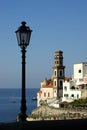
60,60,62,65
79,79,83,81
64,86,67,91
54,90,56,93
44,92,46,97
60,71,62,76
77,94,79,98
64,94,68,97
71,94,74,97
57,61,58,64
78,69,81,73
60,80,63,86
59,70,63,76
54,81,56,86
48,92,50,97
54,71,56,76
71,86,75,89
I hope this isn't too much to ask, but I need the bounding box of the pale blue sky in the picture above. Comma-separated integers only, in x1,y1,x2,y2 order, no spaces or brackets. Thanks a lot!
0,0,87,88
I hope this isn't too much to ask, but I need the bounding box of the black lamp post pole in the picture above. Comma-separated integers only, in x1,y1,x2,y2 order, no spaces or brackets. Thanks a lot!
20,46,27,121
15,21,32,121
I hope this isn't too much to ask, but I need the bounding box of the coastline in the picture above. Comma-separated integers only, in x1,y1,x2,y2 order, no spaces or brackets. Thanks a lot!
27,105,87,121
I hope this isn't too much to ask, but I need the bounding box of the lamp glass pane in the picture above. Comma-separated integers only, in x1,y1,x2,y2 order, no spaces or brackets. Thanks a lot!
16,31,21,46
21,32,27,45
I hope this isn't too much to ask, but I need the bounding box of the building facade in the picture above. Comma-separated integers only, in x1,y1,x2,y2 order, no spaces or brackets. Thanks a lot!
52,51,65,98
37,50,65,106
62,62,87,102
37,52,87,107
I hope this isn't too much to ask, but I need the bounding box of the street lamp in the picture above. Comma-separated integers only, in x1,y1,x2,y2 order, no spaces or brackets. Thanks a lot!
15,21,32,121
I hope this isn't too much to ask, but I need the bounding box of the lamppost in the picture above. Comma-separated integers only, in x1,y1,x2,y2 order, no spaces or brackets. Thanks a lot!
15,21,32,121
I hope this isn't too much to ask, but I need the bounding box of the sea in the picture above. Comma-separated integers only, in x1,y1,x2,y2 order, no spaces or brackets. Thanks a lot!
0,88,39,123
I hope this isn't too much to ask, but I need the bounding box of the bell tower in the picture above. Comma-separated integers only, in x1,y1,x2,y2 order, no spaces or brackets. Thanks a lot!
53,50,65,98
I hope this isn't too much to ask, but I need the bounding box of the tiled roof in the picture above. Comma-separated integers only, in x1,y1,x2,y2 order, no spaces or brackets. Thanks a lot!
46,78,53,85
42,83,53,88
64,77,72,81
41,78,53,88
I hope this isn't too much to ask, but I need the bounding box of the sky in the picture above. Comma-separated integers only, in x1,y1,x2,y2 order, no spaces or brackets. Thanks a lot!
0,0,87,88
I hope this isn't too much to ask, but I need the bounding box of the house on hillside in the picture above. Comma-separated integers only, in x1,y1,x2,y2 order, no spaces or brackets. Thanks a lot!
37,51,87,107
62,77,81,102
62,62,87,102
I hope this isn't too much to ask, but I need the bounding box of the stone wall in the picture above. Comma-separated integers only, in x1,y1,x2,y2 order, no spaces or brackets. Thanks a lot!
27,105,87,121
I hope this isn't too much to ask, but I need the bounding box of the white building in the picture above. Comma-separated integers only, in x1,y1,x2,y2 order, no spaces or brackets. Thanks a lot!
62,78,81,102
73,62,87,79
62,62,87,102
73,62,87,85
